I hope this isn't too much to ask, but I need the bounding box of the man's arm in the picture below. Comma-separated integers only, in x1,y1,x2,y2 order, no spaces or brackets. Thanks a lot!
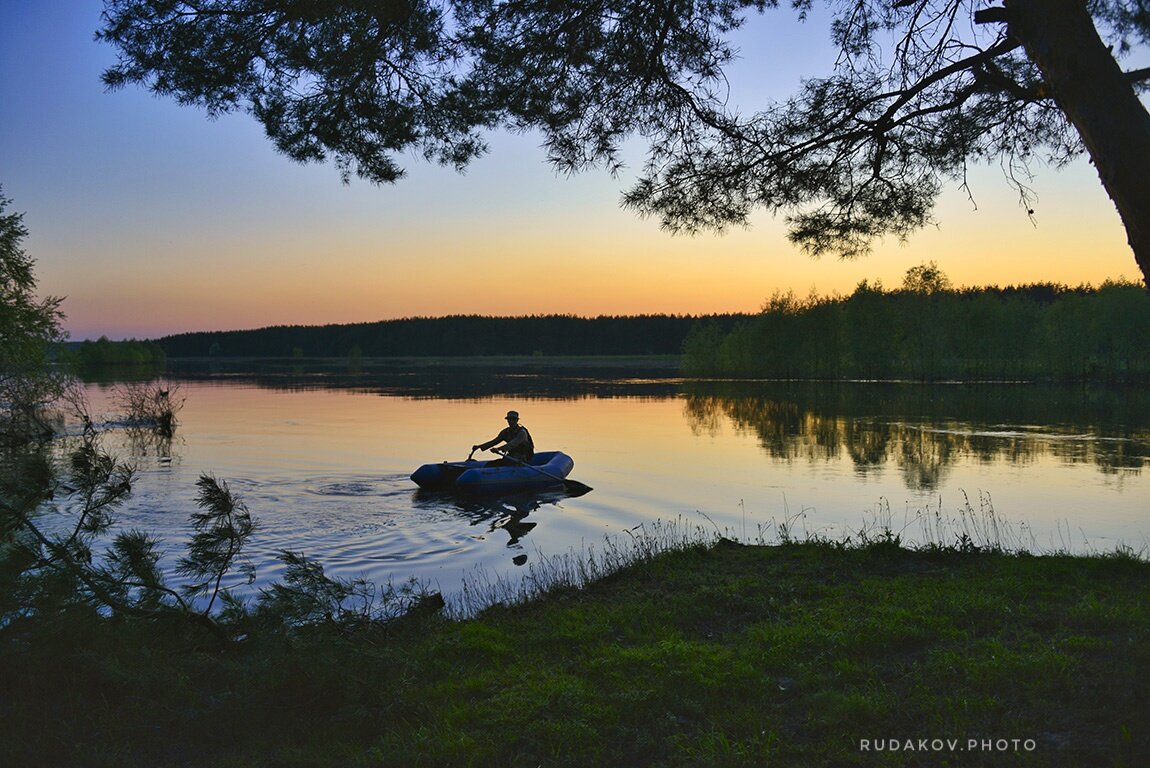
474,427,512,452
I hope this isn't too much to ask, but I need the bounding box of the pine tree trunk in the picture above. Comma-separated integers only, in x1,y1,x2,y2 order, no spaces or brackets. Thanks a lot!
1007,0,1150,288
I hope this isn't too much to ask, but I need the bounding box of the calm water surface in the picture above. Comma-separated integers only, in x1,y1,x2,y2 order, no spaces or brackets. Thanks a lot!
81,365,1149,606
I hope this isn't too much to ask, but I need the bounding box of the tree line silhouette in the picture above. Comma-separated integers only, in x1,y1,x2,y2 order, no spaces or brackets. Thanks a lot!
155,314,747,359
88,273,1149,385
71,337,167,367
682,278,1150,383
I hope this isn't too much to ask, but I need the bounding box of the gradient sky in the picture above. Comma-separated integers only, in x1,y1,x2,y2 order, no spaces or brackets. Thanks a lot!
1,1,1142,341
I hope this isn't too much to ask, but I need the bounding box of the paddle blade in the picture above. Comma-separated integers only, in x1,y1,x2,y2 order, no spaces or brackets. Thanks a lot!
562,480,593,496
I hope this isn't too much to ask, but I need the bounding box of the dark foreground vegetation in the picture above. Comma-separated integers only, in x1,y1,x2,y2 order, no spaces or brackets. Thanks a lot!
2,537,1148,768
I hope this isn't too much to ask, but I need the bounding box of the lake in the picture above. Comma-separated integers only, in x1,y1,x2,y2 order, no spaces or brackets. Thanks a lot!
78,360,1149,611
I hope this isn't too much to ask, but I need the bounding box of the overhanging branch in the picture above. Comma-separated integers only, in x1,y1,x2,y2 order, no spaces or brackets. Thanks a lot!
1126,66,1150,84
973,6,1008,25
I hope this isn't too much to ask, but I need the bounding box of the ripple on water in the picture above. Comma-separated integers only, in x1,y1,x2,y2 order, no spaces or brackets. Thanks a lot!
308,474,413,498
221,474,518,590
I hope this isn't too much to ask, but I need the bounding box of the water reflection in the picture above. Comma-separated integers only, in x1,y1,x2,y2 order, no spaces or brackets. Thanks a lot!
162,358,683,400
411,485,592,565
71,372,1147,600
93,364,1150,495
120,422,181,465
682,381,1149,491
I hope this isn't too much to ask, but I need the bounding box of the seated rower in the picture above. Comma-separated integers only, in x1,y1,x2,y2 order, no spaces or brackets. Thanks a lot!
472,410,534,466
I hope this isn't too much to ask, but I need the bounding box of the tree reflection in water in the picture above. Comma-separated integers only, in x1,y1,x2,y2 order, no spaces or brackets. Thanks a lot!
682,382,1149,491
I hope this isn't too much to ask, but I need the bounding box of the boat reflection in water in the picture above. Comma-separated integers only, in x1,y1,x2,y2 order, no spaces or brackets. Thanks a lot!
412,483,593,565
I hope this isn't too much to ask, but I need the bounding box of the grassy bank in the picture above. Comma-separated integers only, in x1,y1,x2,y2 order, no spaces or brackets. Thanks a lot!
3,539,1148,767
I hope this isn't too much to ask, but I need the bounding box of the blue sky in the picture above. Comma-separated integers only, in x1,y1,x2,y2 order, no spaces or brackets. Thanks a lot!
0,0,1140,340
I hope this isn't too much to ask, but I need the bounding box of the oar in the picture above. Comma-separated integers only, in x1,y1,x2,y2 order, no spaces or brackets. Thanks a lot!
495,450,593,494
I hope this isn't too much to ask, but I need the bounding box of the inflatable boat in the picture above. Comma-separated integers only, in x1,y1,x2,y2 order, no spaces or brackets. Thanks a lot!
410,451,576,493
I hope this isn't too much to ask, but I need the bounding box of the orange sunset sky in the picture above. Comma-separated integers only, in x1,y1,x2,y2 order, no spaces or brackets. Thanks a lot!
1,2,1142,341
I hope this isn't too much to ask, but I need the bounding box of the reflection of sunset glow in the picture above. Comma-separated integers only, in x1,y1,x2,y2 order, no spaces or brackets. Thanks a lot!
82,378,1149,597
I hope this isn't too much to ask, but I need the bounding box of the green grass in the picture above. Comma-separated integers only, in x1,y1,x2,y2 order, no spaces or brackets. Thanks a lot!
2,540,1148,767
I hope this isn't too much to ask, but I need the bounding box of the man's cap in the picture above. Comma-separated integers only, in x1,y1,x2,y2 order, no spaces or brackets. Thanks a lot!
506,410,519,420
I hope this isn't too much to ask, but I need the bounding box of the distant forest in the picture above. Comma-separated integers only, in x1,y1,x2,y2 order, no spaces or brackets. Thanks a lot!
86,277,1150,384
682,279,1150,383
155,314,747,359
70,337,167,367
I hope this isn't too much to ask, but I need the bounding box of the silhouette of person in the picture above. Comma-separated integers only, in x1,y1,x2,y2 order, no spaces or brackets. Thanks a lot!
473,410,534,466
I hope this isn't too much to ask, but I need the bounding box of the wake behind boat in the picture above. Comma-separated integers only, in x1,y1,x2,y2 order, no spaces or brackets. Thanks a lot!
410,450,582,494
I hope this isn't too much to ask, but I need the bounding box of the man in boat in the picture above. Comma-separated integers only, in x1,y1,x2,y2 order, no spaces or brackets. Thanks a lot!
472,410,535,466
